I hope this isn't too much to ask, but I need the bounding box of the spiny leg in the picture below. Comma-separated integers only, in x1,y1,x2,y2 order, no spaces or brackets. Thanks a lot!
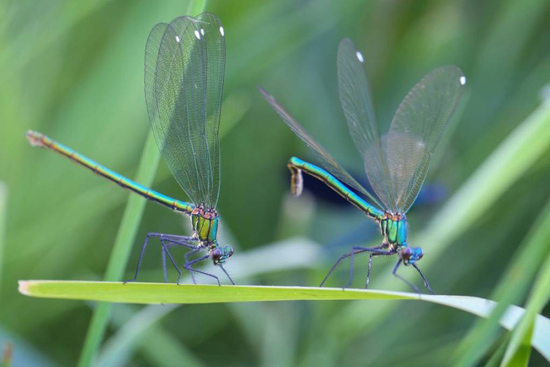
347,246,372,288
162,247,167,283
366,253,375,288
366,248,394,289
184,247,203,284
158,236,199,284
321,248,366,288
321,246,393,288
160,239,183,284
125,233,195,284
412,263,435,295
125,232,157,284
350,246,395,289
392,260,421,294
157,239,229,286
218,264,235,285
184,254,221,286
161,240,190,283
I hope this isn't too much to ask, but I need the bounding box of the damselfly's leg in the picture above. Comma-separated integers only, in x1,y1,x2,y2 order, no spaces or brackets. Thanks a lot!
182,248,235,285
159,239,184,284
366,253,375,288
365,245,392,289
159,242,233,285
159,236,201,284
161,247,168,283
161,239,191,283
350,246,394,288
218,264,235,285
322,247,368,288
392,260,422,294
412,263,435,295
346,247,368,288
320,248,364,288
321,246,394,288
184,247,202,284
184,254,221,286
125,233,196,284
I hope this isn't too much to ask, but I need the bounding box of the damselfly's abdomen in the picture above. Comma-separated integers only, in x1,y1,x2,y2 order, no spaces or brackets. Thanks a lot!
288,162,303,196
287,157,384,220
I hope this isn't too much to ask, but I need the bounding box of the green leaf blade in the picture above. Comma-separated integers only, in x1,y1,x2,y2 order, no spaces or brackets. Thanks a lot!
18,281,415,304
17,280,550,363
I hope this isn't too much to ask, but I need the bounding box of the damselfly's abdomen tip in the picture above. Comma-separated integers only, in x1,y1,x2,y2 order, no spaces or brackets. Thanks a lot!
287,161,304,196
26,130,46,147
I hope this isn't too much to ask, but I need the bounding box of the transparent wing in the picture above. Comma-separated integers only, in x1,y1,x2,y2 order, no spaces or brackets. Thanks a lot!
196,12,225,208
387,65,466,213
144,13,225,208
337,38,395,212
259,87,384,209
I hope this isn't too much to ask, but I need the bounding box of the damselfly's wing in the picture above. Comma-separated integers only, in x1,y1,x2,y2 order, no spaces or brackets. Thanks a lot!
387,66,465,213
144,13,225,208
259,87,385,209
337,38,395,211
198,13,224,208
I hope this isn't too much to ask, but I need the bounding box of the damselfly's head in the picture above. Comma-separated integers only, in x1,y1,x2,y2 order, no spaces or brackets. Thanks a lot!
398,246,423,265
211,245,234,265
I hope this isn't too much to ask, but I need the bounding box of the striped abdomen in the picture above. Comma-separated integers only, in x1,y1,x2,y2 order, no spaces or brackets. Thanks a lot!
26,130,195,214
287,157,384,220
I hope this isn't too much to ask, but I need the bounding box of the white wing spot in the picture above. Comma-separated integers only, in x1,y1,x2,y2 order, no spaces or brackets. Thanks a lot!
200,28,205,36
356,51,364,63
194,30,201,40
175,36,181,43
219,26,225,36
460,76,466,85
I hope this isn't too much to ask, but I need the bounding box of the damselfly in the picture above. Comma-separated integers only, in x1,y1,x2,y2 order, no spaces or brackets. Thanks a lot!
260,38,466,293
27,13,234,285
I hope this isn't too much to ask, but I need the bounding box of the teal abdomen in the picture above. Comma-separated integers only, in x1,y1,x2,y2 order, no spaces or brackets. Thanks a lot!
288,157,384,220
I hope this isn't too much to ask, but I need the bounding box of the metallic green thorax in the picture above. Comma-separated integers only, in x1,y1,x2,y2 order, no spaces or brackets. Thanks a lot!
380,213,408,247
191,207,219,243
190,206,233,266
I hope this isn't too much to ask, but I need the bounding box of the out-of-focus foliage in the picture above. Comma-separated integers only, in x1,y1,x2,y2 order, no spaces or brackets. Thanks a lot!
1,0,550,366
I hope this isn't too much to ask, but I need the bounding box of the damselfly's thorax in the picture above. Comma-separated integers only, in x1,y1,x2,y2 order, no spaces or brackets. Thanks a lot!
380,212,408,247
191,205,219,244
380,212,423,265
191,205,234,265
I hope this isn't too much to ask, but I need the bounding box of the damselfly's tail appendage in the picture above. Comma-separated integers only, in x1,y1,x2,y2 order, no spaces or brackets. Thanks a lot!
287,160,304,197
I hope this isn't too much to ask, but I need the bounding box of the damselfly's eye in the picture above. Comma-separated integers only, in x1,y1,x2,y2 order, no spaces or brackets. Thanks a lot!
211,248,222,262
401,247,412,260
223,245,234,259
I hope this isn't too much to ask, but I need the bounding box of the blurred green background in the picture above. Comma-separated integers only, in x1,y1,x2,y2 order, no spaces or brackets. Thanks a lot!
2,0,550,366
